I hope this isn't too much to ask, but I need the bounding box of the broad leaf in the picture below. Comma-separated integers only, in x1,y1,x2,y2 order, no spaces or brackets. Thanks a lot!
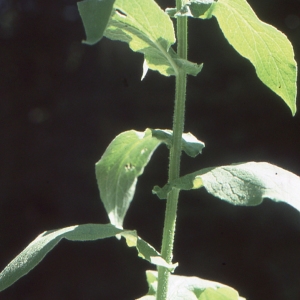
96,129,205,228
0,224,175,292
208,0,297,115
103,0,202,77
77,0,115,44
153,162,300,212
137,270,245,300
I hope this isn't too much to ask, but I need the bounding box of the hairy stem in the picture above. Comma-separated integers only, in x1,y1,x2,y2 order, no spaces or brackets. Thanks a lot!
156,1,188,299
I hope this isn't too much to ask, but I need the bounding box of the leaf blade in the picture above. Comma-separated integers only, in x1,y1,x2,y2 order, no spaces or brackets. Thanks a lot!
0,224,174,292
151,129,205,158
154,162,300,213
210,0,297,115
77,0,115,45
137,270,245,300
0,224,120,292
95,129,161,228
104,0,202,77
96,129,205,228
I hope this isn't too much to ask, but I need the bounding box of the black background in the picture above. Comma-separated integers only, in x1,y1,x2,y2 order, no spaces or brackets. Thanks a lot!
1,0,300,299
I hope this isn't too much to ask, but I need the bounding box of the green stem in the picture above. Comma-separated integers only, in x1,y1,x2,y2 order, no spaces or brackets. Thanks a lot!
156,1,188,299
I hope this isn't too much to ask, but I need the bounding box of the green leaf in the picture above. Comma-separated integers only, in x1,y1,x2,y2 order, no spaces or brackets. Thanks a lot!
96,129,161,228
0,224,175,292
151,129,205,158
121,230,177,271
104,0,202,78
206,0,297,115
96,129,205,228
154,162,300,213
77,0,115,45
166,0,217,19
137,270,246,300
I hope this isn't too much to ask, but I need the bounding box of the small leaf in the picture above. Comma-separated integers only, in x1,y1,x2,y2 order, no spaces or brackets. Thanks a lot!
188,0,217,18
166,0,217,18
96,129,205,228
137,270,245,300
205,0,297,115
151,129,205,157
0,224,173,292
77,0,115,44
154,162,300,213
122,231,177,271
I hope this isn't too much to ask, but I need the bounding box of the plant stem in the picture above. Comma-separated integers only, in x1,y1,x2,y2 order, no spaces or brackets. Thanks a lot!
156,1,188,299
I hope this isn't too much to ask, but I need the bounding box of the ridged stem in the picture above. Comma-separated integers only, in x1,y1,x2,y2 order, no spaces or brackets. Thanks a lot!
156,1,188,299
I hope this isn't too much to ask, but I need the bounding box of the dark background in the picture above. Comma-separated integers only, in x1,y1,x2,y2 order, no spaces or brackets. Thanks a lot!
1,0,300,299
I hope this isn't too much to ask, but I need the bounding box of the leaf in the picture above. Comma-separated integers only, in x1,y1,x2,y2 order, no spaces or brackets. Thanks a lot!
104,0,202,78
96,129,160,228
96,129,205,228
77,0,115,44
166,0,217,19
0,224,175,292
151,129,205,158
121,231,177,271
137,270,246,300
153,162,300,213
204,0,297,115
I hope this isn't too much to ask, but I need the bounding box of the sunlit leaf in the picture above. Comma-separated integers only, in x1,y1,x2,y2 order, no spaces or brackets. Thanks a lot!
201,0,297,114
166,0,217,18
153,162,300,212
137,270,246,300
104,0,202,77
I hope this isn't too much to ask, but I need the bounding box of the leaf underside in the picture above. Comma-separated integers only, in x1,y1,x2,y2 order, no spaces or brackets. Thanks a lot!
0,224,175,292
105,0,202,77
78,0,202,77
154,162,300,213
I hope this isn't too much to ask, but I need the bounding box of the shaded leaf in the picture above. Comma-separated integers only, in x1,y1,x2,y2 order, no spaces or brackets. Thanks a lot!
154,162,300,213
96,129,161,228
137,270,245,300
77,0,115,44
96,129,205,228
0,224,174,292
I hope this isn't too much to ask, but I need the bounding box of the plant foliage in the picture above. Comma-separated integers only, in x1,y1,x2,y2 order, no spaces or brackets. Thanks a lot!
0,0,298,299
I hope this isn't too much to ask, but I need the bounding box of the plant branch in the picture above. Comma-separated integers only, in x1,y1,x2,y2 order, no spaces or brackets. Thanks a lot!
156,1,188,298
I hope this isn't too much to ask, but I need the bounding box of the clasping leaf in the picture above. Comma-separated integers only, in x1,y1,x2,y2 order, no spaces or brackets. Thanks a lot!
154,162,300,212
137,270,245,300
